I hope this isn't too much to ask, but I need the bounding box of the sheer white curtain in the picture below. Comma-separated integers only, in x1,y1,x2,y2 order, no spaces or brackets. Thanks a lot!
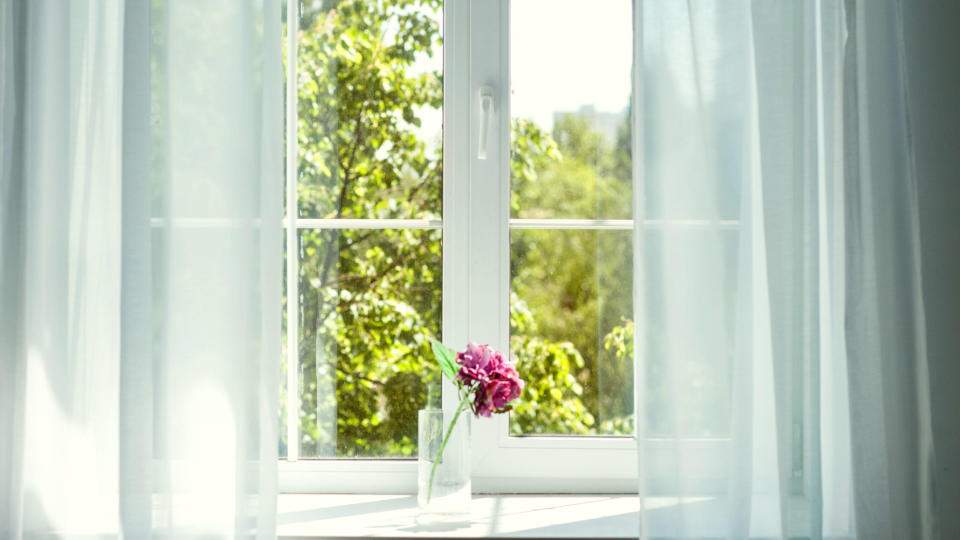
635,1,937,539
0,0,281,537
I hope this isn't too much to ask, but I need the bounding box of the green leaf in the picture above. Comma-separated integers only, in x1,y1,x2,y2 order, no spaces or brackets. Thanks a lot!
428,337,458,381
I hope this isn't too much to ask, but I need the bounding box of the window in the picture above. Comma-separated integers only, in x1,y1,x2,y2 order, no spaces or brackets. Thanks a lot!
280,0,745,494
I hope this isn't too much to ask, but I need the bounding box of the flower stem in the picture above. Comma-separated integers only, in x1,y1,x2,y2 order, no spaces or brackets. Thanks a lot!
426,395,471,503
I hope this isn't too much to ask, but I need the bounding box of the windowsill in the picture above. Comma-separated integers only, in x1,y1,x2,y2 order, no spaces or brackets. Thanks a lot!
277,493,812,538
277,494,641,538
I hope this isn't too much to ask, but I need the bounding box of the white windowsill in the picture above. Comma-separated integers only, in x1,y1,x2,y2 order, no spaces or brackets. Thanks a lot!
277,494,641,538
277,493,816,538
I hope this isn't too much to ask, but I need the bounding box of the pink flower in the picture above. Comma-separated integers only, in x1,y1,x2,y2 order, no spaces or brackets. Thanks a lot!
455,342,503,386
485,378,523,409
455,343,525,417
473,390,495,417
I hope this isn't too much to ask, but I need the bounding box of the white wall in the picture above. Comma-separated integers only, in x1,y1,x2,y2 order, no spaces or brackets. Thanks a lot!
901,3,960,537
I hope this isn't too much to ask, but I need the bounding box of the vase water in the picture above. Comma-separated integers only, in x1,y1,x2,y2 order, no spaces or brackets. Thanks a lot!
417,407,471,523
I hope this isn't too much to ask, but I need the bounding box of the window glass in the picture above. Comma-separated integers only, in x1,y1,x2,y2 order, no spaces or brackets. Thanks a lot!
641,1,741,439
281,0,443,459
510,229,633,435
508,0,635,436
295,0,442,220
510,0,633,220
295,228,441,458
643,229,737,438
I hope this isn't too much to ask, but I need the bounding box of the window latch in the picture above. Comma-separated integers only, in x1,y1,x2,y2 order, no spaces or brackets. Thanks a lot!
477,86,494,160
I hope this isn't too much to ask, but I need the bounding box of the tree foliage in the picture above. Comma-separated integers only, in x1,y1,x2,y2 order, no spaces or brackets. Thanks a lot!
286,0,444,458
510,114,634,433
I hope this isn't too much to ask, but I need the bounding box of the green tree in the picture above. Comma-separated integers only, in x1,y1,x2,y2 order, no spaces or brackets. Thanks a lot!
287,0,443,458
509,294,596,435
510,113,634,434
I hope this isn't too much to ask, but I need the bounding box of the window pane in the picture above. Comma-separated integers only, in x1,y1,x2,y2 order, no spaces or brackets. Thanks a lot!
510,0,632,220
642,1,742,221
509,229,633,436
643,227,737,438
295,1,442,220
295,228,441,458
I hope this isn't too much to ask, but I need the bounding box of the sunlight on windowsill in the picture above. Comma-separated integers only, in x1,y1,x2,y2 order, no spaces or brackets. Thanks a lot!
277,494,644,538
276,493,804,538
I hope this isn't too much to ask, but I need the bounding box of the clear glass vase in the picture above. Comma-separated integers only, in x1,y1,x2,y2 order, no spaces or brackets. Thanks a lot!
417,408,471,522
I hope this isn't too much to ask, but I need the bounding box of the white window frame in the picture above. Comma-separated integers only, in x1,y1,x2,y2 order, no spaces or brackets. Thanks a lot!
280,0,734,495
457,0,642,494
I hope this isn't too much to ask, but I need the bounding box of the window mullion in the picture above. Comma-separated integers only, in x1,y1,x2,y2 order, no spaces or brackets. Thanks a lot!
295,218,442,230
441,0,473,418
463,0,511,473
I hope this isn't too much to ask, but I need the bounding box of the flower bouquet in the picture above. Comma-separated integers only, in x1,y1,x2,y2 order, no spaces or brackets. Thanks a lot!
419,339,525,512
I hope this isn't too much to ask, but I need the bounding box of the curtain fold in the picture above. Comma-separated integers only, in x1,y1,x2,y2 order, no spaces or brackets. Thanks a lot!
0,0,282,537
635,1,937,538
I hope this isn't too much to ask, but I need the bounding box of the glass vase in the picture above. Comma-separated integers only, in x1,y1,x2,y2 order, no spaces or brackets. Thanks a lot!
417,408,471,522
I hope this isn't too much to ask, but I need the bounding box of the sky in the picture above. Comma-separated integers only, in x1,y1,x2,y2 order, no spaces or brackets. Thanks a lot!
510,0,633,131
409,0,634,144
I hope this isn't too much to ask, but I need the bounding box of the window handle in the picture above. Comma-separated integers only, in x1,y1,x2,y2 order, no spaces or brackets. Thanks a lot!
477,86,494,160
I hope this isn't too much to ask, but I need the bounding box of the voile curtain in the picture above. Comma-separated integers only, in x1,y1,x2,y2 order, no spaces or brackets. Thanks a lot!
0,0,941,538
0,0,282,537
635,1,937,539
